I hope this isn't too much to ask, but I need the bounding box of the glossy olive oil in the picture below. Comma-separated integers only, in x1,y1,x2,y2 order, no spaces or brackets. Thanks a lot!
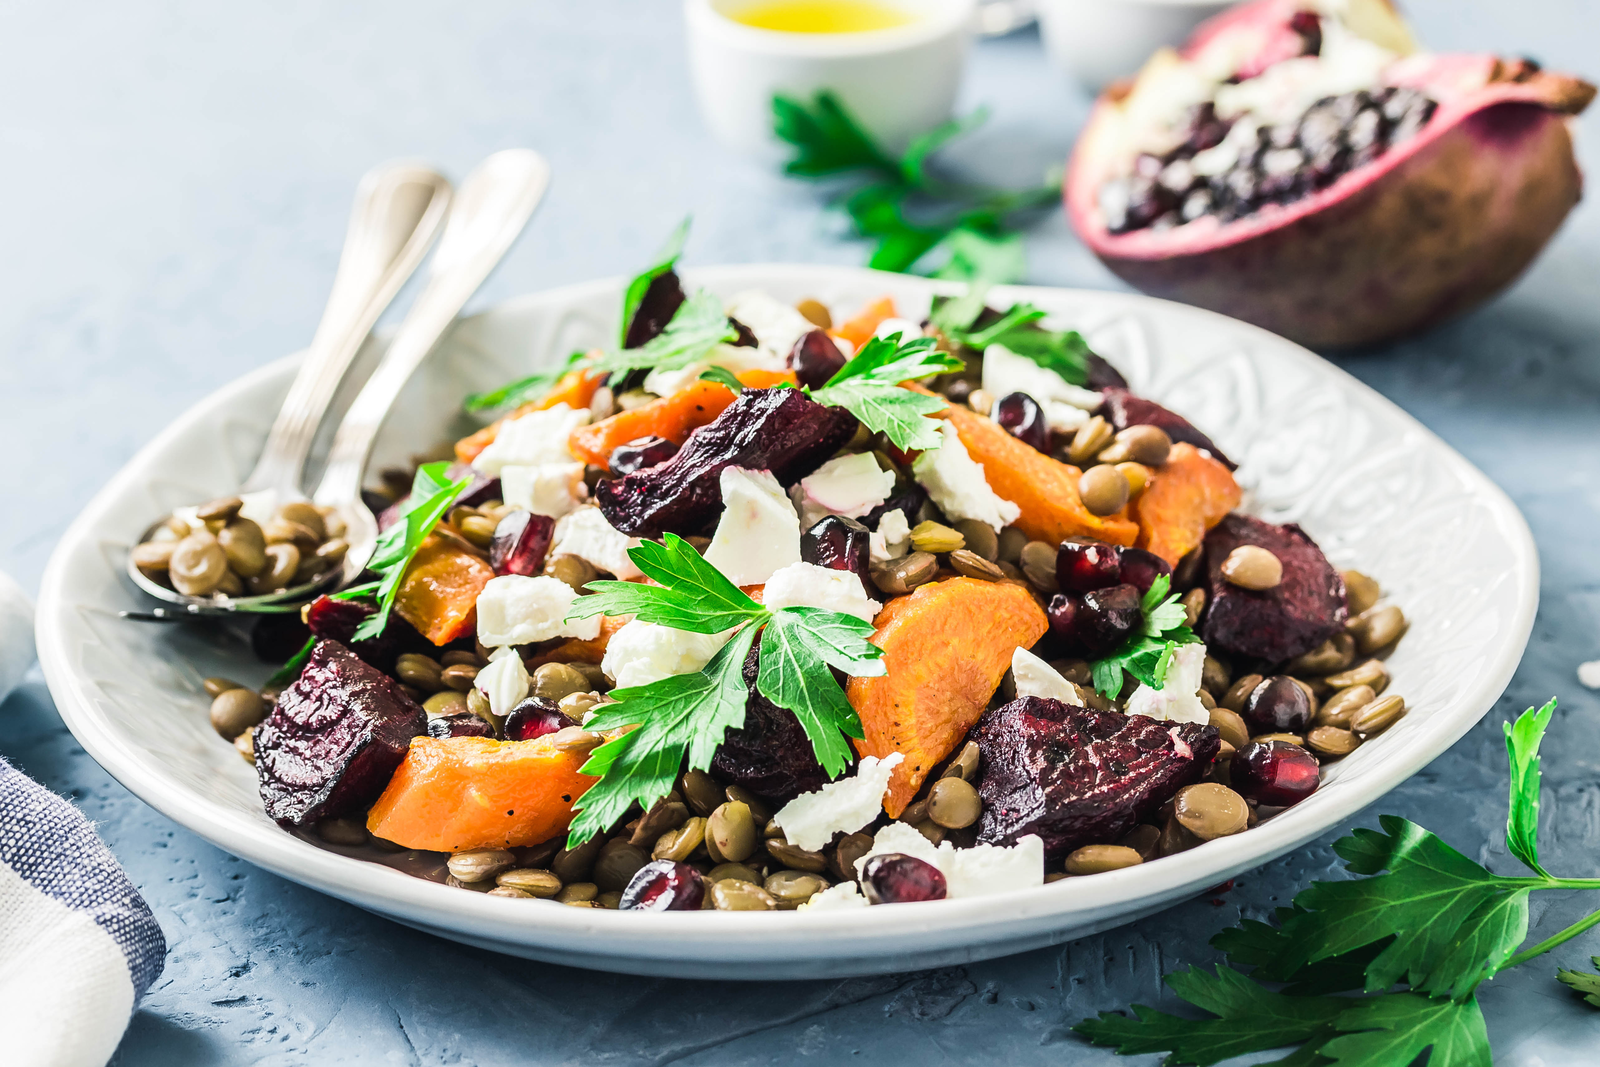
731,0,914,34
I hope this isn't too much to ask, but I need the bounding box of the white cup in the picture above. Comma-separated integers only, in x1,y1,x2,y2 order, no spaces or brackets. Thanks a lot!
1035,0,1232,93
685,0,978,160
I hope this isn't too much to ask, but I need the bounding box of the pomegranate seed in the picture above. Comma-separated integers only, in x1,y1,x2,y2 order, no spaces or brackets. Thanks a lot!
502,697,569,742
994,391,1051,453
1115,547,1172,595
609,435,679,477
1242,676,1312,734
1231,741,1320,806
861,853,947,904
489,511,555,577
1056,541,1122,593
620,860,706,911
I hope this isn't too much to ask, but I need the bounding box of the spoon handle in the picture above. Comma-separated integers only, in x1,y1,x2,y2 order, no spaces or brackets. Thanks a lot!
314,149,552,508
242,162,453,496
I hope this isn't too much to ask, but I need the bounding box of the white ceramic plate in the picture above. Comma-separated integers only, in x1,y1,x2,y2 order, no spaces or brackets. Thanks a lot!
36,265,1537,979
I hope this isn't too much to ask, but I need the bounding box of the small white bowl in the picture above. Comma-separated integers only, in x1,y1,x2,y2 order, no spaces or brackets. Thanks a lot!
684,0,978,160
1036,0,1232,92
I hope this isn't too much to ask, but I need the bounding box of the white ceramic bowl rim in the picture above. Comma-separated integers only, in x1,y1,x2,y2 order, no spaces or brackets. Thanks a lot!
686,0,977,57
36,264,1537,977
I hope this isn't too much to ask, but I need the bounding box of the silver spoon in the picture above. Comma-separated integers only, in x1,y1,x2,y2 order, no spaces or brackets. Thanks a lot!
125,161,453,617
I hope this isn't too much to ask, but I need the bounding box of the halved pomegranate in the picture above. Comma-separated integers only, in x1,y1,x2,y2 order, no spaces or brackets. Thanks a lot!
1065,0,1594,347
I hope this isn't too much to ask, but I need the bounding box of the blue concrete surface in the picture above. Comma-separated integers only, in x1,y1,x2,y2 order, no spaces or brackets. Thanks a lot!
2,1,1598,1062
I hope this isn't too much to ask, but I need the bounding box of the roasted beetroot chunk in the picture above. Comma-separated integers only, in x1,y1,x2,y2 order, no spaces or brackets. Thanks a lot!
1085,352,1128,392
303,595,375,645
789,328,848,389
711,646,828,803
594,387,858,537
255,640,427,826
801,515,872,588
973,697,1220,858
623,269,687,348
609,435,679,477
1201,513,1348,663
1101,388,1235,471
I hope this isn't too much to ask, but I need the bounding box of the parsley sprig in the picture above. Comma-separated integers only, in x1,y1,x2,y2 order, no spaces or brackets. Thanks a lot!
561,534,886,846
774,91,1058,283
806,332,962,451
1089,575,1200,699
1077,697,1600,1066
927,283,1092,387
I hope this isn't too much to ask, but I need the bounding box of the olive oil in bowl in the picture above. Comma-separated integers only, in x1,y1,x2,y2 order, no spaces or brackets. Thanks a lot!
731,0,916,34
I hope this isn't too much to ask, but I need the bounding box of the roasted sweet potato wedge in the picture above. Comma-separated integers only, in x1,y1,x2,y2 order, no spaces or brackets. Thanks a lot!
393,536,495,646
1131,442,1241,566
567,369,797,468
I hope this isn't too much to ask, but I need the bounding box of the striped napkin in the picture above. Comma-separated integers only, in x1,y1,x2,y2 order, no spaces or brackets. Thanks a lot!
0,571,166,1065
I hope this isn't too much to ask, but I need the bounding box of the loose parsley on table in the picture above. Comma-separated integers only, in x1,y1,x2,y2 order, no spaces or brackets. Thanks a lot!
560,534,886,846
773,91,1059,283
1088,575,1199,699
1076,697,1600,1066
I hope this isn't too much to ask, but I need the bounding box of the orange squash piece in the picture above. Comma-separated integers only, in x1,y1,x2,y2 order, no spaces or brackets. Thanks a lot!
367,735,599,851
1131,442,1242,566
527,613,632,667
392,536,495,646
454,368,605,464
566,369,798,468
833,296,897,353
847,578,1048,816
941,404,1139,547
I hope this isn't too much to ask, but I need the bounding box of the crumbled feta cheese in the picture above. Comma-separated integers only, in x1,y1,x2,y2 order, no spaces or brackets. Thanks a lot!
642,342,786,397
500,461,586,518
763,562,883,624
873,317,924,342
1011,647,1082,704
703,467,801,586
601,620,734,690
869,508,911,562
982,343,1104,412
470,403,591,476
1578,660,1600,690
1044,401,1092,435
1123,642,1210,724
727,290,814,360
912,421,1020,533
775,754,903,851
550,506,643,580
474,574,601,647
474,646,530,716
792,453,896,530
853,822,1046,899
798,881,870,911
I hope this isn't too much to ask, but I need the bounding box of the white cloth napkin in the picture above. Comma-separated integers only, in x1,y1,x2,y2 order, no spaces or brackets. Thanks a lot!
0,571,166,1065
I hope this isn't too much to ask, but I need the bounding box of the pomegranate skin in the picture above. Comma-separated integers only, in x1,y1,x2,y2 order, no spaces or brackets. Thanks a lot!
1065,9,1595,348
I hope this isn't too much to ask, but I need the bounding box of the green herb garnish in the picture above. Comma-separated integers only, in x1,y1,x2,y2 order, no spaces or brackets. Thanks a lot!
697,365,744,393
928,283,1092,387
619,215,690,347
1077,697,1600,1065
463,349,587,414
332,461,471,642
561,534,885,846
774,91,1058,283
587,288,739,378
805,332,963,451
1088,575,1199,698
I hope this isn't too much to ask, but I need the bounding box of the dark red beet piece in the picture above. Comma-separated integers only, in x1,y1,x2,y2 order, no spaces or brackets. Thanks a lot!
801,515,871,588
623,269,687,349
304,595,375,645
1117,547,1173,595
994,392,1051,453
711,645,828,803
427,712,495,739
595,387,858,537
1085,352,1128,392
862,480,926,530
1100,388,1236,471
728,317,759,347
1231,740,1320,806
789,328,849,389
973,696,1220,858
255,640,427,826
489,510,555,577
1200,514,1348,663
620,860,706,910
609,435,680,477
1242,676,1312,734
502,697,570,742
861,854,947,904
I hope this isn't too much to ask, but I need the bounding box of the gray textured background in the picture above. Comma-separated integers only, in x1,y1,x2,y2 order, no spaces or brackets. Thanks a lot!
3,1,1599,1063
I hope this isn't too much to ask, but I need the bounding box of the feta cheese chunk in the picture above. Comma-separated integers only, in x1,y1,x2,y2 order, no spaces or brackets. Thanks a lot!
474,646,530,717
1123,642,1209,725
474,574,601,647
911,421,1020,533
1011,647,1082,704
727,290,814,360
869,508,911,562
1044,401,1092,435
601,619,734,690
798,881,870,911
775,753,904,851
470,403,591,476
763,562,883,624
703,466,801,586
500,461,586,518
642,342,786,397
981,343,1104,413
792,452,896,530
550,506,643,580
854,822,1046,899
